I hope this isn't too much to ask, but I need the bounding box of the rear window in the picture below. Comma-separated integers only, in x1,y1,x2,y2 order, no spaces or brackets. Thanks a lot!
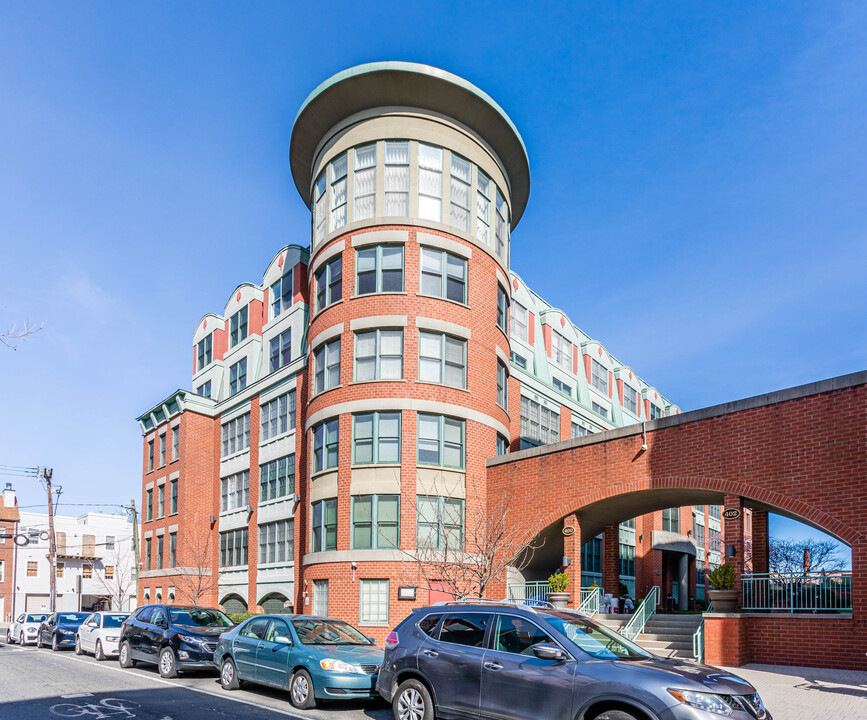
438,613,490,648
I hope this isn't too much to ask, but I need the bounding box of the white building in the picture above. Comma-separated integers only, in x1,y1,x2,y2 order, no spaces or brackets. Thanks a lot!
13,511,136,613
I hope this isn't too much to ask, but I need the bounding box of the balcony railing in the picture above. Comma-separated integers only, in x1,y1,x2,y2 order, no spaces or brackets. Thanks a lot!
506,581,548,605
741,572,852,612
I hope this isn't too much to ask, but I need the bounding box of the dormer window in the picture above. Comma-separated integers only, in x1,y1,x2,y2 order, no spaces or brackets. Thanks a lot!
229,306,248,348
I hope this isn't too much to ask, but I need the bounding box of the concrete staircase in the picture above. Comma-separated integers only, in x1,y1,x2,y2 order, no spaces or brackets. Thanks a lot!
597,613,702,659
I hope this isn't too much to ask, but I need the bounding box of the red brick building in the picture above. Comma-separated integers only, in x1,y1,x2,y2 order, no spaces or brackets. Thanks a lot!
1,483,21,622
136,62,731,639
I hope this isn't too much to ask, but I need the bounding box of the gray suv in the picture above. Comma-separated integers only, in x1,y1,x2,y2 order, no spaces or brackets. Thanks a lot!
377,601,769,720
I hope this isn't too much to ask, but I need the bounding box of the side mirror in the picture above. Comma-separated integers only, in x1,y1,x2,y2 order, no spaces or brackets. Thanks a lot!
273,635,293,646
532,643,568,662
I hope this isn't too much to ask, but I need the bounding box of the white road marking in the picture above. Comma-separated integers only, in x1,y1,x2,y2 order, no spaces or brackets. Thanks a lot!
62,693,95,698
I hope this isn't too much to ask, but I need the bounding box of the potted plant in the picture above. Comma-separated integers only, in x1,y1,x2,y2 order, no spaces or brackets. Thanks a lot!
547,571,570,608
707,563,738,612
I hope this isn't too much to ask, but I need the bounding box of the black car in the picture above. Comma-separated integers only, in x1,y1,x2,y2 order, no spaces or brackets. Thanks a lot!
118,604,234,678
377,601,769,720
37,612,90,651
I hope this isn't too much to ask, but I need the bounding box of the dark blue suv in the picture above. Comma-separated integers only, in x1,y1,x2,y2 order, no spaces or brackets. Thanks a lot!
377,601,769,720
118,604,234,677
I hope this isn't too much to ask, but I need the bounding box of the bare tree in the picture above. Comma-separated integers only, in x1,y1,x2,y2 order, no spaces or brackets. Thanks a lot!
173,532,217,605
95,545,136,611
769,538,845,574
1,319,43,350
386,471,544,600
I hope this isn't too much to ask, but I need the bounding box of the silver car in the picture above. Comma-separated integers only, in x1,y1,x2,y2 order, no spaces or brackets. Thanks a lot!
75,611,129,660
7,612,50,646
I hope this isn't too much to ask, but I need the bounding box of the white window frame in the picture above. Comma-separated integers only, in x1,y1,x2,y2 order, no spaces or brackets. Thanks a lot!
229,306,248,348
353,143,377,221
417,143,443,222
623,384,638,415
476,169,492,245
384,141,409,216
269,329,292,373
448,153,472,232
551,330,571,371
416,414,465,469
356,244,404,295
329,152,348,232
359,579,390,626
352,412,401,465
260,390,296,441
270,270,294,319
354,329,403,381
590,358,608,394
418,331,466,389
221,413,250,457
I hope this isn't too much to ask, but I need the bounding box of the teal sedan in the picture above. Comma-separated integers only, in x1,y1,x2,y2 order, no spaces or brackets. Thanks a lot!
213,615,385,709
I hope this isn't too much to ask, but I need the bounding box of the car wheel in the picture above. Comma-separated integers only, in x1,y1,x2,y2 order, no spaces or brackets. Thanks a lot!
220,657,241,690
95,640,106,661
75,636,84,655
394,678,434,720
289,668,316,709
51,634,60,652
36,634,44,649
118,641,136,668
592,710,642,720
6,629,12,644
19,632,25,646
158,647,178,678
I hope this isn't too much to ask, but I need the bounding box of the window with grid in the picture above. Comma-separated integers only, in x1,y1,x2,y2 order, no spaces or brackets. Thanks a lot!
313,172,327,245
511,352,527,369
219,528,248,567
519,397,559,444
312,418,339,473
229,358,247,395
221,414,250,457
261,390,296,441
356,244,404,294
511,301,528,343
590,358,608,394
571,422,592,438
694,519,705,548
146,489,153,521
418,331,466,388
417,414,464,468
354,329,403,381
84,562,94,578
159,434,166,466
384,141,409,215
591,402,607,419
313,579,329,617
314,338,341,393
169,532,176,566
417,496,464,550
353,412,400,464
259,455,295,501
270,270,294,319
497,360,508,409
476,169,492,245
27,561,38,577
171,426,179,461
496,286,509,334
650,403,664,420
157,486,165,517
449,153,472,231
418,143,443,221
496,434,508,456
270,329,292,372
708,505,721,521
220,471,250,512
352,495,399,549
353,144,376,221
495,189,508,258
709,528,721,553
551,330,571,370
258,519,294,564
622,384,638,415
420,247,467,303
359,579,390,625
553,377,571,397
311,498,337,552
329,152,348,232
619,543,635,578
662,508,680,533
315,255,342,311
581,536,602,574
229,306,248,348
197,333,212,371
104,564,115,580
196,380,211,398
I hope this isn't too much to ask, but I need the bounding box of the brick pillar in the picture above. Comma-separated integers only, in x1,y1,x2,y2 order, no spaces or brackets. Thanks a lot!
751,510,769,574
563,514,581,607
602,524,620,599
852,536,867,671
723,495,745,606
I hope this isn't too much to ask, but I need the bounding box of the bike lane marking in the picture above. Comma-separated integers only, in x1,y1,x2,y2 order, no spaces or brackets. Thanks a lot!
44,650,313,720
61,694,95,698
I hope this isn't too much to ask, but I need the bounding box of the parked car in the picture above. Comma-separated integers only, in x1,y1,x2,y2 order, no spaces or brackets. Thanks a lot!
36,612,90,651
7,612,50,645
377,601,770,720
75,611,130,660
118,604,234,678
214,615,385,709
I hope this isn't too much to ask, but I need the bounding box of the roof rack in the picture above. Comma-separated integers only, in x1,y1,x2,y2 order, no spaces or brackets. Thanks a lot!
430,597,557,615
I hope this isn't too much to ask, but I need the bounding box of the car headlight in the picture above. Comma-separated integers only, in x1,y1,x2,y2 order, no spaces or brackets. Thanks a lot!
178,634,203,644
58,629,73,636
320,658,364,674
105,636,119,642
744,693,766,717
668,689,732,716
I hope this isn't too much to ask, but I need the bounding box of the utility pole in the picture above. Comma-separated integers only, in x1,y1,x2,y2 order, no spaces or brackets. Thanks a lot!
42,468,57,613
129,499,140,604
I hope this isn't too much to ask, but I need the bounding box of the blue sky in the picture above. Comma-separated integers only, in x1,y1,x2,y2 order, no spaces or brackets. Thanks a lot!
0,2,863,565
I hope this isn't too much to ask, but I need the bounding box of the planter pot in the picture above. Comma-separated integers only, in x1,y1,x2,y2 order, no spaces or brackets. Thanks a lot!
708,589,739,613
548,592,570,609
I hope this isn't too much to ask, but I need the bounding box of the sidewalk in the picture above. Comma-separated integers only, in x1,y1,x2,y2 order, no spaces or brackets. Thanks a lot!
721,664,867,719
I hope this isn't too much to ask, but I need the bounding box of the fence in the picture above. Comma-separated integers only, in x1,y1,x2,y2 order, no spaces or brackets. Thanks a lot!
741,572,852,612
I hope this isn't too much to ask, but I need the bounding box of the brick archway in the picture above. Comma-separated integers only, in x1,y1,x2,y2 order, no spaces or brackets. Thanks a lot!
487,371,867,669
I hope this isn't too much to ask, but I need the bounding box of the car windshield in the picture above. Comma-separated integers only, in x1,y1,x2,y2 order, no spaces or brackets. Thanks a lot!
26,614,49,623
292,619,372,645
169,608,233,628
57,613,89,623
102,614,128,628
544,613,650,661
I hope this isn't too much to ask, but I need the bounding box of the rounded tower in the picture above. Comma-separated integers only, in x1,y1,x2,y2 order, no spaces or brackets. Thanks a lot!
290,62,529,634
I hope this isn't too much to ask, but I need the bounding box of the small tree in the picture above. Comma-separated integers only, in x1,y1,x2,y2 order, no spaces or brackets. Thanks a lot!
95,544,136,611
708,563,736,590
173,532,217,605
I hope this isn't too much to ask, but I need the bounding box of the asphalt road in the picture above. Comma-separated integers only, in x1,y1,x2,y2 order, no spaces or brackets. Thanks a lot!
0,636,392,720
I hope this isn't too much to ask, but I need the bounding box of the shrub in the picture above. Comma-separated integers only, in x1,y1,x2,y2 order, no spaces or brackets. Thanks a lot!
548,572,570,593
228,612,261,624
708,563,736,590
